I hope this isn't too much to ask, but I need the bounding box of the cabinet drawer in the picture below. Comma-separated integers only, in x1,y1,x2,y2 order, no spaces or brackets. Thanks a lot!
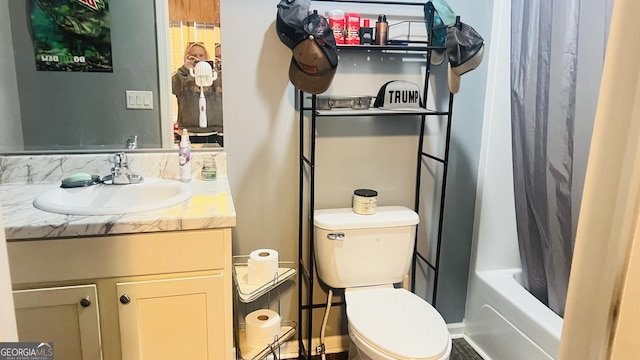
8,228,231,284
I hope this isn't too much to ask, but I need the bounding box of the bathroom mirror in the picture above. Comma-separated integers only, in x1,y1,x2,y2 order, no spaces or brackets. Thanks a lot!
0,0,222,153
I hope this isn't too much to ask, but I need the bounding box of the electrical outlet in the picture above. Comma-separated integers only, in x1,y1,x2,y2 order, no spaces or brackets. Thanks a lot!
126,90,153,110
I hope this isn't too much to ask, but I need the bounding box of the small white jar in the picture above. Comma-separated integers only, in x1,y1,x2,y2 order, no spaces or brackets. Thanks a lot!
352,189,378,215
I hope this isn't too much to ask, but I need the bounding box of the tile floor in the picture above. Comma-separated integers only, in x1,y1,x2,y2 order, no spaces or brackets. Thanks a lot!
450,338,484,360
298,338,483,359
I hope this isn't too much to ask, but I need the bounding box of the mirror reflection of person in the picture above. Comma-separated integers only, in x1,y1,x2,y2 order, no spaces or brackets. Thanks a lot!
172,41,223,146
214,43,222,90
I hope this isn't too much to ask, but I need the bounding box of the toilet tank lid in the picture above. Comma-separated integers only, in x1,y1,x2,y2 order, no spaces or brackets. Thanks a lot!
314,206,419,230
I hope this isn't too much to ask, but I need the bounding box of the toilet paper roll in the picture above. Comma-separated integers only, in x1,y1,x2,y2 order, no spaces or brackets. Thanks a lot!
245,309,281,350
247,249,279,285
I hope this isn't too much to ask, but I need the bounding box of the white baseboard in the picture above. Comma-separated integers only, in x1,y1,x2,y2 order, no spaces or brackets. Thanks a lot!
448,322,466,339
234,334,350,359
463,334,492,360
279,334,351,359
236,323,468,359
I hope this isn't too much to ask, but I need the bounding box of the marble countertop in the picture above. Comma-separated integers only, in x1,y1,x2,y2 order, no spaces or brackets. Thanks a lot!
0,151,236,240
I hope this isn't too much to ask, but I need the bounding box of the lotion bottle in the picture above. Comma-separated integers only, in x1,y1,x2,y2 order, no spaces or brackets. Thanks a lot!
179,129,192,182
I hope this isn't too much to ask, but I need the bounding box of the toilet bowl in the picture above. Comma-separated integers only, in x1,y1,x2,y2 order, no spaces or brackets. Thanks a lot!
345,286,451,360
313,207,452,360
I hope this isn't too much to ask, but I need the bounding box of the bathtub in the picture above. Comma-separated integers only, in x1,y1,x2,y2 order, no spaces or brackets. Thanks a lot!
464,269,563,360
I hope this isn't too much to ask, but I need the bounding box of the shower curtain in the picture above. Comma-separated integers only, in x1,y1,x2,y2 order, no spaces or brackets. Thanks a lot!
510,0,613,316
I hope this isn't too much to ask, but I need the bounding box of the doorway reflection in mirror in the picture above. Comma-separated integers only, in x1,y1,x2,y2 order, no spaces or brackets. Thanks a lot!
169,22,223,147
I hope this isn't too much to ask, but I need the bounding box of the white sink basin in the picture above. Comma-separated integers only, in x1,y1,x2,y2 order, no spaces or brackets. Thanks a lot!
34,178,194,215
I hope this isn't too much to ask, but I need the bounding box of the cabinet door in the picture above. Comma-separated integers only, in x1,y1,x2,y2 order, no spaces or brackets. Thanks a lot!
13,285,103,360
117,274,227,360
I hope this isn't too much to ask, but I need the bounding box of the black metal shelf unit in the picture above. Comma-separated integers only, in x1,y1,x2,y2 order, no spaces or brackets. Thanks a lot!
296,2,454,359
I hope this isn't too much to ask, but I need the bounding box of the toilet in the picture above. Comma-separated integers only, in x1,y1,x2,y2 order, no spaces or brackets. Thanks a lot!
314,206,452,360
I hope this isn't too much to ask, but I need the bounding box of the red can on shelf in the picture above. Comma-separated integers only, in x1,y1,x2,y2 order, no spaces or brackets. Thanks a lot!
329,9,345,44
345,13,361,45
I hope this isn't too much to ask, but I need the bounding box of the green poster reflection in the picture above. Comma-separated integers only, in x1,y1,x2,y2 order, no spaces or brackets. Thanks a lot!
30,0,113,72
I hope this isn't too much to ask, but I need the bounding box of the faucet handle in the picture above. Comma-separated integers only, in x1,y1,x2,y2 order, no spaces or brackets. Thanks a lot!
126,135,138,150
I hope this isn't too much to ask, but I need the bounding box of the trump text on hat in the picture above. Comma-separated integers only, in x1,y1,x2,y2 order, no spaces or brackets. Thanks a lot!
384,89,420,105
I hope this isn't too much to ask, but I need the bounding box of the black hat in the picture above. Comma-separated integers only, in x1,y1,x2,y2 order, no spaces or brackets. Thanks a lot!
446,22,484,94
288,12,338,94
276,0,310,49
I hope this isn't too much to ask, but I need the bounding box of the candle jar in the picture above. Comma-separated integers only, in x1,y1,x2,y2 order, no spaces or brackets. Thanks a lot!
201,155,217,181
352,189,378,215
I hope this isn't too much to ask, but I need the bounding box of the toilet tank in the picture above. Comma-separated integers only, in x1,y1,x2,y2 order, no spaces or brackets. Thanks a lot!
313,206,419,288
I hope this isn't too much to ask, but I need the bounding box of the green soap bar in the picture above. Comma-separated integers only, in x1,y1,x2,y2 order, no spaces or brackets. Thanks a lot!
64,172,93,183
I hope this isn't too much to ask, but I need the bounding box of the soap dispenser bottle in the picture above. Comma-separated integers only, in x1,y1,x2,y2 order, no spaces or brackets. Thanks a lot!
179,129,192,182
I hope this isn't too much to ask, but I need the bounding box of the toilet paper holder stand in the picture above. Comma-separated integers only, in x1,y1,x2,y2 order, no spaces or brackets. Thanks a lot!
232,255,297,303
232,255,298,360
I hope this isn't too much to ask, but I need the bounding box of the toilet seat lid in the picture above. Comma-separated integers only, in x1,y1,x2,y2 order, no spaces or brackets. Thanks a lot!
345,287,450,360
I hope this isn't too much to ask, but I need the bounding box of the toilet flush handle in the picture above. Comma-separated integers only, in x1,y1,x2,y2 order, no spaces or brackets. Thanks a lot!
327,233,345,240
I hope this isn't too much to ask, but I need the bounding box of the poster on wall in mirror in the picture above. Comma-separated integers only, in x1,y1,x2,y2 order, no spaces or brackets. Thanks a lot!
29,0,113,72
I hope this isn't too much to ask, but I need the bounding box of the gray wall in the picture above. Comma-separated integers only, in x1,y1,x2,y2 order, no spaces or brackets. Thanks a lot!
0,0,493,349
572,0,611,237
221,0,493,345
8,0,162,150
430,0,494,321
0,0,23,152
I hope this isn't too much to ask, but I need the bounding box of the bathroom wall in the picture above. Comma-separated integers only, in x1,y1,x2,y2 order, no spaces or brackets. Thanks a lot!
0,209,18,341
0,0,492,350
0,0,23,152
221,0,493,340
425,0,494,321
6,0,162,150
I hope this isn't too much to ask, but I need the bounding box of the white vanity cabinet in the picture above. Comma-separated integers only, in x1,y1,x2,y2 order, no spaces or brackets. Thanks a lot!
13,284,102,360
7,228,233,360
117,275,226,360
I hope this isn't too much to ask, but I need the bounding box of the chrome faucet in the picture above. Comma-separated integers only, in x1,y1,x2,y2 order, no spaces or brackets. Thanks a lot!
108,152,144,185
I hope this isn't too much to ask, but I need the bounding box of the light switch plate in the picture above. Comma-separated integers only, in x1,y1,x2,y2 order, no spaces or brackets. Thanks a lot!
126,90,153,110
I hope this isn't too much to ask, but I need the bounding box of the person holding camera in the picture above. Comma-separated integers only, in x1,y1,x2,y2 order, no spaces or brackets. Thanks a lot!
172,41,223,145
